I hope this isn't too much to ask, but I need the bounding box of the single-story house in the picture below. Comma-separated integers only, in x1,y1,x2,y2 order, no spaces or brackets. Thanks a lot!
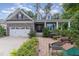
0,8,71,37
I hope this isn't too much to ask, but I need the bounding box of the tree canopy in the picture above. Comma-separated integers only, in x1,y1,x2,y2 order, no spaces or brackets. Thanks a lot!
62,3,79,19
61,3,79,47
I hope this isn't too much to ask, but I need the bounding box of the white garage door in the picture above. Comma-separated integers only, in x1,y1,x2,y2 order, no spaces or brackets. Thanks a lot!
9,27,30,37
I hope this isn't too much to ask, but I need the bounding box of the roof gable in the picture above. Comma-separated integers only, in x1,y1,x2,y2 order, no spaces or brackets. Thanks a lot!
6,8,33,21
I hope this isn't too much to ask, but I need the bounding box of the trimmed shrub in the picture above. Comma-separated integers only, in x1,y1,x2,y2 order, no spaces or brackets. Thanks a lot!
10,37,38,56
43,27,51,37
28,30,36,38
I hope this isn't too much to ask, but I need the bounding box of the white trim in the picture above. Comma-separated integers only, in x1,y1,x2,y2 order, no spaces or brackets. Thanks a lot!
6,21,33,23
21,10,33,21
6,8,19,20
68,21,70,30
56,21,58,29
9,27,30,37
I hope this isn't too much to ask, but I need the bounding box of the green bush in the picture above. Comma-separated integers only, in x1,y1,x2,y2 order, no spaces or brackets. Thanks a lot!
10,37,38,56
59,30,70,37
10,49,17,56
28,30,36,38
0,25,6,37
69,30,79,48
43,27,51,37
56,29,79,47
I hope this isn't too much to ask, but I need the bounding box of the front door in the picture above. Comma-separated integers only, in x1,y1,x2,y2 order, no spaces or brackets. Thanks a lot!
35,23,44,32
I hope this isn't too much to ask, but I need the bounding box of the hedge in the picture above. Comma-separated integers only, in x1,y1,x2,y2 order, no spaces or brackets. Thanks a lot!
10,37,38,56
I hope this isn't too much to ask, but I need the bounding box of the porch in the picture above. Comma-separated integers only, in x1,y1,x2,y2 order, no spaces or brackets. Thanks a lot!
34,19,71,33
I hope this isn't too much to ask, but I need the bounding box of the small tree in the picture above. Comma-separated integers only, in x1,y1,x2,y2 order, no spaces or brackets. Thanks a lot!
43,27,51,37
0,25,6,37
28,30,36,38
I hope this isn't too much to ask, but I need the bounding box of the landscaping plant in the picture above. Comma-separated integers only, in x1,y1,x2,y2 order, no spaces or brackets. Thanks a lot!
61,4,79,48
28,30,36,38
43,27,51,37
0,25,6,37
10,37,38,56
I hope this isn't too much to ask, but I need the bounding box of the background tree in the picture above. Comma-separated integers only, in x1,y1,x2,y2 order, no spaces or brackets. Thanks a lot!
61,3,79,47
44,3,53,19
22,9,35,19
62,3,79,19
52,13,60,19
34,3,41,20
27,11,35,19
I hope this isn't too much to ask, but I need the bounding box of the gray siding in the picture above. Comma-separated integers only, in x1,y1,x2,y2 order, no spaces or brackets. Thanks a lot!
7,11,32,21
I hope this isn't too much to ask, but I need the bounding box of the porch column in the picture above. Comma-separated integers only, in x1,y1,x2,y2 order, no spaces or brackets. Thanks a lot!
44,22,46,28
56,21,58,29
33,22,35,31
68,21,70,30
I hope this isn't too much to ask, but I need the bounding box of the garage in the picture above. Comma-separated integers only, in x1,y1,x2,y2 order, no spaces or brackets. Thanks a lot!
9,27,30,37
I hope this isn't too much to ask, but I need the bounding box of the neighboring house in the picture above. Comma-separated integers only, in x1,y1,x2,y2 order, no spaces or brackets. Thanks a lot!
2,8,70,37
0,20,6,29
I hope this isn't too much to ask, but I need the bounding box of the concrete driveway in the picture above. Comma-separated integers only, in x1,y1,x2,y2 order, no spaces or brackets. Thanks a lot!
0,36,28,56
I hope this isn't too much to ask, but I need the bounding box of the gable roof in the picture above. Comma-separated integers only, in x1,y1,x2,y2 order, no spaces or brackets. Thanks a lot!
0,19,6,24
6,8,33,21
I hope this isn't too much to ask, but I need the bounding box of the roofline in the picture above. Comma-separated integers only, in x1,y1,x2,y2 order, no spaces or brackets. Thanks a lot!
34,19,71,22
21,9,33,21
6,8,34,21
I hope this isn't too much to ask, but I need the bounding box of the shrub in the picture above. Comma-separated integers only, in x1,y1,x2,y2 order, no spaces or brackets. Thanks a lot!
49,29,61,38
59,30,69,37
10,37,38,56
0,25,6,37
43,27,51,37
10,49,17,56
56,29,79,47
28,30,36,38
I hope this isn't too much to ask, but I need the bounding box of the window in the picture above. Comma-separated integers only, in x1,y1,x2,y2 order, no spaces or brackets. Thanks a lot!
47,23,56,30
47,24,52,30
16,14,18,19
11,27,15,29
37,14,42,20
48,15,51,20
16,27,25,29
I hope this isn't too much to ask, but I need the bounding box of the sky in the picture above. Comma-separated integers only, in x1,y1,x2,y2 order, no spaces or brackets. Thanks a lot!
0,3,63,20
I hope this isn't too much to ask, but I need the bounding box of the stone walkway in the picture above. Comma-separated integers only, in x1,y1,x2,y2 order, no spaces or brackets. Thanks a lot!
38,37,58,56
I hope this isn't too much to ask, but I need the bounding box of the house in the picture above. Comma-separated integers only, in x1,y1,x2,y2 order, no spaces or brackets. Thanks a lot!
5,8,71,37
0,20,6,29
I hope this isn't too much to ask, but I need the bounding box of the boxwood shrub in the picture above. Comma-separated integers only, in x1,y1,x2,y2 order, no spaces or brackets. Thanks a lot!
43,27,51,37
10,37,38,56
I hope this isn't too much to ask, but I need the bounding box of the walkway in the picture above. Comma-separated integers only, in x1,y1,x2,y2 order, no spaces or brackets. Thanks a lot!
38,37,58,56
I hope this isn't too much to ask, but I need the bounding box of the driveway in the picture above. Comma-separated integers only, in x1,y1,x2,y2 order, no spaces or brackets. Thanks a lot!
0,36,28,56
